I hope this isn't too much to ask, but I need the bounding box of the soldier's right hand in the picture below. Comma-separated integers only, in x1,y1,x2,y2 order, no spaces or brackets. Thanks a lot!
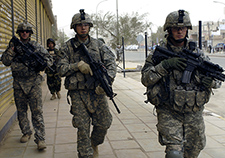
77,60,93,76
161,57,187,71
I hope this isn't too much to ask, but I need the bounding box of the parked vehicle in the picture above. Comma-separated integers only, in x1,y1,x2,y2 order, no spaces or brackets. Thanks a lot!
125,45,139,51
214,43,225,52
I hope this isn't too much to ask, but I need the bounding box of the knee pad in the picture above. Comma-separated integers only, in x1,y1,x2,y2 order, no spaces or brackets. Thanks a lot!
166,150,183,158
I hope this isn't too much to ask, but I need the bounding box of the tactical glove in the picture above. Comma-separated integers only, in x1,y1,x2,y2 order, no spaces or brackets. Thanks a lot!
77,60,93,76
202,76,213,88
95,85,105,95
161,57,187,71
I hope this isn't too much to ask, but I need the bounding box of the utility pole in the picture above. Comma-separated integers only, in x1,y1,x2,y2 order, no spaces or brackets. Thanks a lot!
96,0,108,39
116,0,119,45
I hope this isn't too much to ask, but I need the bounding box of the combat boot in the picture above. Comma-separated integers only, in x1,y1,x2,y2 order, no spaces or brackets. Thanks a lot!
91,141,99,158
20,134,31,143
56,91,61,99
37,140,47,150
50,93,56,100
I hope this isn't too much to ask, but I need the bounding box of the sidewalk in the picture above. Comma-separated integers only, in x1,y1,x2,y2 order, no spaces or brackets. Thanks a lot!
0,61,225,158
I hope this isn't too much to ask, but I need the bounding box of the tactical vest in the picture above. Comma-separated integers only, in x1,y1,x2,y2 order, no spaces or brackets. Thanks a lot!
11,60,38,77
64,38,102,90
146,43,211,113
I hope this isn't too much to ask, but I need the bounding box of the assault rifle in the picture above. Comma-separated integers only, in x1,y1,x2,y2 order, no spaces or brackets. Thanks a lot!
10,35,50,72
80,43,121,114
152,46,225,83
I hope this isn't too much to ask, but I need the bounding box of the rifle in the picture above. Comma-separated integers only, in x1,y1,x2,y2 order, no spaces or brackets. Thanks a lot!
10,35,51,72
80,43,121,114
152,46,225,83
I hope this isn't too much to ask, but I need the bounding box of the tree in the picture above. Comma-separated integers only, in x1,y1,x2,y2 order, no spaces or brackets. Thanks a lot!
91,11,152,49
56,29,70,48
151,26,165,45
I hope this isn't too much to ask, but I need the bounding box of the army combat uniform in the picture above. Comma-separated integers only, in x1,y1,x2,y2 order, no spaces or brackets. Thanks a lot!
141,10,221,158
1,21,53,149
57,35,116,157
45,47,61,97
57,9,116,158
2,40,52,144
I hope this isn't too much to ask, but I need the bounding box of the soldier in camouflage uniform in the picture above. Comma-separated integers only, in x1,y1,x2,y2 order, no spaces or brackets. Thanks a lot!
45,38,62,100
141,10,221,158
1,21,53,150
57,9,116,158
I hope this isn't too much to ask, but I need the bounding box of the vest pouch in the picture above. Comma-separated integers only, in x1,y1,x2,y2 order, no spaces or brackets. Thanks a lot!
65,75,78,90
76,72,85,89
196,91,209,107
185,90,196,112
147,84,161,106
173,88,186,112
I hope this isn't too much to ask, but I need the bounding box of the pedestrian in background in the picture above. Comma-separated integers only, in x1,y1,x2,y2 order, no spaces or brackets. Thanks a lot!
45,38,62,100
57,9,116,158
1,21,53,150
141,10,221,158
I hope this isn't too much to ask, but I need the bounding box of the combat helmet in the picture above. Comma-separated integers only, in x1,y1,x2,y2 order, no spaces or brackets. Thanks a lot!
16,20,33,34
47,38,55,46
70,9,93,29
163,10,192,31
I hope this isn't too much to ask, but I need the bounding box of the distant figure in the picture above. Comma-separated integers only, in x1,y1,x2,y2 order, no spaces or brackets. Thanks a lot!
116,45,123,62
45,38,62,100
209,45,212,53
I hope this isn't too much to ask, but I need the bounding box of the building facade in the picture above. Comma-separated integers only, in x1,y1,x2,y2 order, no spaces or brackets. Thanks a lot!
0,0,56,142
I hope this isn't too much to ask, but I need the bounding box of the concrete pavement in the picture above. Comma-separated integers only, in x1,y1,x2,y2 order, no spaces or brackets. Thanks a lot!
0,60,225,158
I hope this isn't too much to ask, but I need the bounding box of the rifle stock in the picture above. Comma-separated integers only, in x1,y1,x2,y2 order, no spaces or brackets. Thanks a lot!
80,43,120,114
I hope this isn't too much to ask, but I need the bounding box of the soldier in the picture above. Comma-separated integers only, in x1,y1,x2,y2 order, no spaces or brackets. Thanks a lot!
57,9,116,158
45,38,62,100
1,21,53,150
141,10,221,158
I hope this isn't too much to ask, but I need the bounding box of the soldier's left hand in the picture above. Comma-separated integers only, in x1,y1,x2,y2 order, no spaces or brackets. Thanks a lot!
78,60,93,76
202,76,213,88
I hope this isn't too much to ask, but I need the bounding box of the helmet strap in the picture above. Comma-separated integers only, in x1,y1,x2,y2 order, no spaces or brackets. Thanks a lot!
168,29,188,44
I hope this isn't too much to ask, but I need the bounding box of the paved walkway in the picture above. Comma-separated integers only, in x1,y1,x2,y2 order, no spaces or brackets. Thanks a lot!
0,61,225,158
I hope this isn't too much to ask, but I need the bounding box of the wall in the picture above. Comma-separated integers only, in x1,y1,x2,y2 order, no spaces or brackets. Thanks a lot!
0,0,56,142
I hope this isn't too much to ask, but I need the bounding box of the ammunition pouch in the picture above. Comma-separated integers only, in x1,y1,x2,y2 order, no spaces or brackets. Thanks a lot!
146,79,169,106
172,86,210,112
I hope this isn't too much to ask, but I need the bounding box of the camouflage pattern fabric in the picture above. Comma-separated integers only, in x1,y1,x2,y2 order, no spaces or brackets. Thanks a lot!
57,35,116,157
163,10,192,31
45,48,61,94
70,90,112,157
70,12,93,29
156,105,205,158
141,40,220,157
14,75,45,142
46,73,61,94
1,39,53,143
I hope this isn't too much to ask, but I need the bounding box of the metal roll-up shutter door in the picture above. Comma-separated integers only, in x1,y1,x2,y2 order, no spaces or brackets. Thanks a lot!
13,0,26,31
27,0,36,41
0,0,14,117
